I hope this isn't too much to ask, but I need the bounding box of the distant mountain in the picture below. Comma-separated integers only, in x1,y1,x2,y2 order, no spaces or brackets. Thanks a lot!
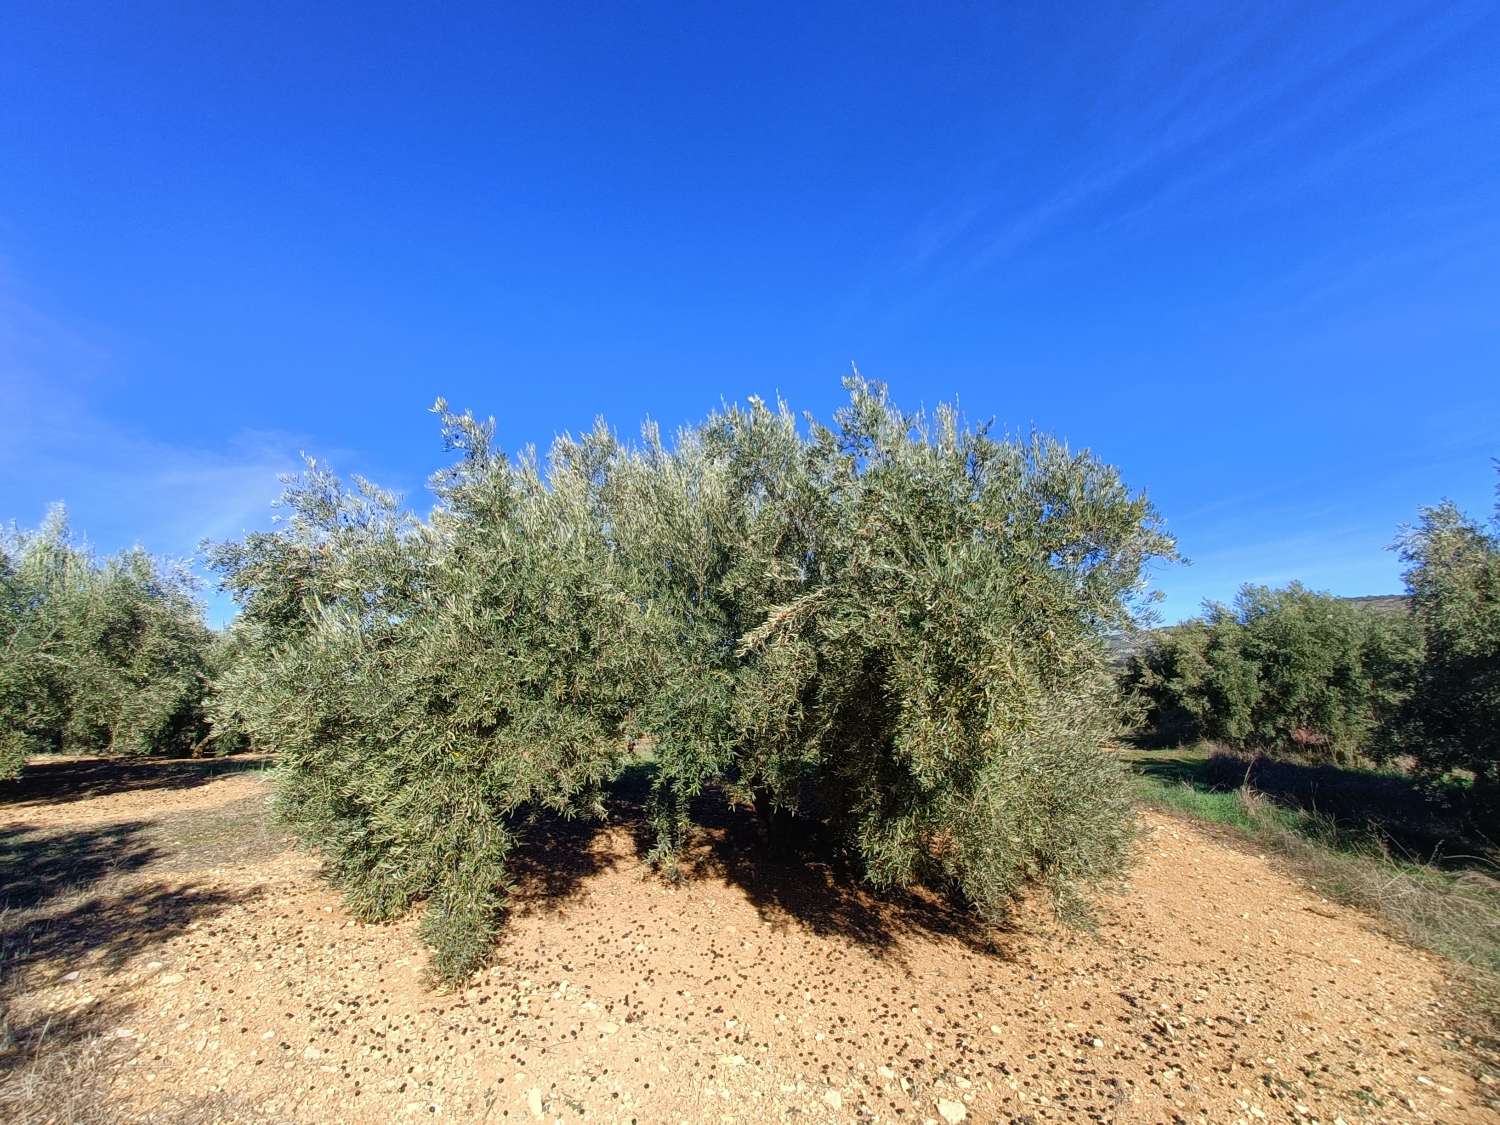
1339,594,1410,616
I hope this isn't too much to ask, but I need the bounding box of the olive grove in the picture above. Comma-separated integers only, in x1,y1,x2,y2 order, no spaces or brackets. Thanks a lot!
1,508,218,779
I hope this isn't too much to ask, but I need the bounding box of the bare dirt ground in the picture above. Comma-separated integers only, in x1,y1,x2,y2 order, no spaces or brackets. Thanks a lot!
2,758,1496,1124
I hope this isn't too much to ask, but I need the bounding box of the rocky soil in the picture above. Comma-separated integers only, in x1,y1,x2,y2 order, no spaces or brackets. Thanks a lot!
1,757,1494,1123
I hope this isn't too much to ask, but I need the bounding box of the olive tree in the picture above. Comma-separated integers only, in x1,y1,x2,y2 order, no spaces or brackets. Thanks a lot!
1123,582,1419,762
1387,472,1500,806
212,379,1176,981
747,381,1174,921
209,417,638,980
1,508,216,779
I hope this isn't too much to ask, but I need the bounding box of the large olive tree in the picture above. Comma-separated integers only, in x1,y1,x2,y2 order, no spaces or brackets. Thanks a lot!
212,380,1175,982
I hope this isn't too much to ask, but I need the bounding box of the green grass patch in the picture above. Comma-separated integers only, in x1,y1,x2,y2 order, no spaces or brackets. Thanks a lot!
1135,773,1299,833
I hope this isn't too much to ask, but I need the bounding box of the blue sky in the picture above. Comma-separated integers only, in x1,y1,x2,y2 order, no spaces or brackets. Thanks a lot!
2,1,1497,627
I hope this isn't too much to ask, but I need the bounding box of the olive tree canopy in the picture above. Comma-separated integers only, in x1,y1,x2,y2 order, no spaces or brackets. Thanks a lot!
211,379,1175,982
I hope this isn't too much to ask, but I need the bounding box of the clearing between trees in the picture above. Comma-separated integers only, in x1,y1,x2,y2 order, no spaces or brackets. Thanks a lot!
2,757,1493,1124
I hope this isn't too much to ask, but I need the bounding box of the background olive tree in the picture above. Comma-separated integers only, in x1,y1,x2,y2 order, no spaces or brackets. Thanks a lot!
1385,470,1500,808
1122,582,1418,763
1,508,217,779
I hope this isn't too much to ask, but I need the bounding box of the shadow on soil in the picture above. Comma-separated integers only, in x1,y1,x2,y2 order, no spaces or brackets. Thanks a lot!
0,785,264,970
506,811,624,913
1130,744,1496,868
1,820,163,911
503,761,1011,956
504,763,657,915
1,754,266,810
505,762,1007,957
1,987,261,1125
1,757,272,1123
3,783,282,914
0,989,140,1124
1,830,261,1115
2,879,260,975
686,791,1012,957
1,979,278,1125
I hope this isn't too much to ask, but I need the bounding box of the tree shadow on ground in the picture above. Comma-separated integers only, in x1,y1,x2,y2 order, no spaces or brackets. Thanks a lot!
502,761,1011,956
2,842,263,1118
5,786,284,908
0,762,278,1123
1129,752,1211,788
604,764,1014,958
1,755,267,810
0,990,140,1123
690,794,1014,959
2,879,262,975
504,760,670,915
3,792,266,975
504,768,657,918
1,820,162,911
1,985,267,1125
504,810,624,917
1,879,264,1125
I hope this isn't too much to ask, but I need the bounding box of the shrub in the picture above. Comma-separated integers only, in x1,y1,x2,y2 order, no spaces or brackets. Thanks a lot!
211,379,1175,982
1123,582,1419,763
0,508,217,779
1386,471,1500,809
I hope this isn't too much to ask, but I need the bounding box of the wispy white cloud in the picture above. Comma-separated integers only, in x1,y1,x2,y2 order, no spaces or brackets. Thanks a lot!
0,405,307,626
0,270,311,624
862,1,1491,314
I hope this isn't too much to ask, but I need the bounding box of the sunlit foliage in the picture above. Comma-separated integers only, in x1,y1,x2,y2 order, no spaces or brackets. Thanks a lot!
1,508,216,778
211,379,1175,982
1122,582,1419,763
1386,470,1500,807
